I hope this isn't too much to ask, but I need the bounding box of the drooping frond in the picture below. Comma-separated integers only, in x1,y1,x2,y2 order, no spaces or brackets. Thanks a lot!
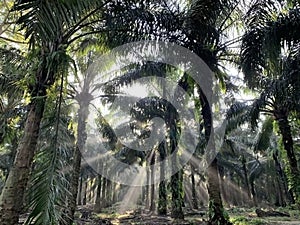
101,62,167,95
25,82,74,225
241,2,300,88
254,117,274,153
225,101,252,132
13,0,111,49
0,47,29,146
0,47,28,95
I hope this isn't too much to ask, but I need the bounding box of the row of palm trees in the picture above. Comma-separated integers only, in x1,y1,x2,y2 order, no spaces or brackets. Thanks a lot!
0,0,299,225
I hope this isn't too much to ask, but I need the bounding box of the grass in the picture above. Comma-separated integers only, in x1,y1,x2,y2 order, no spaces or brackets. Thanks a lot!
230,216,268,225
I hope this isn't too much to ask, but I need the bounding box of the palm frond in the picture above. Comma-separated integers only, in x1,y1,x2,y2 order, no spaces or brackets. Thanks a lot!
101,62,167,95
0,47,28,94
13,0,112,49
254,117,274,153
25,83,74,225
241,3,300,88
225,101,251,132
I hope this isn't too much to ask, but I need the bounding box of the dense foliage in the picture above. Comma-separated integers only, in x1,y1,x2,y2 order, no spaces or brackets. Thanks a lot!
0,0,299,224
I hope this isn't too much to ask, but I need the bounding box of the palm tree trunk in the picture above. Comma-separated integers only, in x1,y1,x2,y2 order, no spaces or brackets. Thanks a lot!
0,65,50,224
101,177,107,208
106,179,112,207
273,151,294,204
95,175,102,212
167,104,184,219
241,156,252,204
250,181,257,206
198,87,232,225
170,168,184,219
145,168,150,209
112,181,117,204
276,115,300,204
0,97,46,225
273,152,287,206
82,175,88,205
150,152,156,212
65,96,91,225
191,163,198,209
207,158,231,225
77,173,83,205
158,141,167,215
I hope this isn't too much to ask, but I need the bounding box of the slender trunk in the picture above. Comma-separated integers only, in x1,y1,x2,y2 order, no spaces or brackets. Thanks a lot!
94,175,102,212
150,152,156,212
65,94,91,225
237,178,242,206
145,167,150,209
106,179,112,207
219,165,229,206
198,87,232,225
88,178,94,203
250,181,257,206
191,163,198,209
158,141,167,215
273,152,288,206
275,176,284,206
113,182,117,204
273,153,295,204
82,176,88,205
276,115,300,204
77,173,83,205
101,177,107,208
0,72,48,224
141,177,147,207
241,156,252,203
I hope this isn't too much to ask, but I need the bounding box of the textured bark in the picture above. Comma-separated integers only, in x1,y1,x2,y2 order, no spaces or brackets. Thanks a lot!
0,64,49,224
0,97,46,225
158,180,167,214
276,115,300,203
158,141,167,215
170,169,184,219
273,151,294,204
275,175,284,206
167,103,184,219
199,87,232,225
207,158,232,225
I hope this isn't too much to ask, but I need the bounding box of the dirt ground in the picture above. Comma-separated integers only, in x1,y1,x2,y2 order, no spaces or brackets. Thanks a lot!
74,206,300,225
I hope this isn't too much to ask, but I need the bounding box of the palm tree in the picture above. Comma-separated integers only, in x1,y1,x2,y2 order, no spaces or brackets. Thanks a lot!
104,0,242,220
65,49,96,224
0,47,27,156
0,1,112,223
241,0,300,204
25,84,74,224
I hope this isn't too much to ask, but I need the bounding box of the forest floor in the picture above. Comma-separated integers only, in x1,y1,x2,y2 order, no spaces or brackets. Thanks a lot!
73,204,300,225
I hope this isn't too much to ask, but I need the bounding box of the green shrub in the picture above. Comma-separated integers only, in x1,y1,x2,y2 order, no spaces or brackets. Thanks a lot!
230,216,267,225
230,216,248,225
